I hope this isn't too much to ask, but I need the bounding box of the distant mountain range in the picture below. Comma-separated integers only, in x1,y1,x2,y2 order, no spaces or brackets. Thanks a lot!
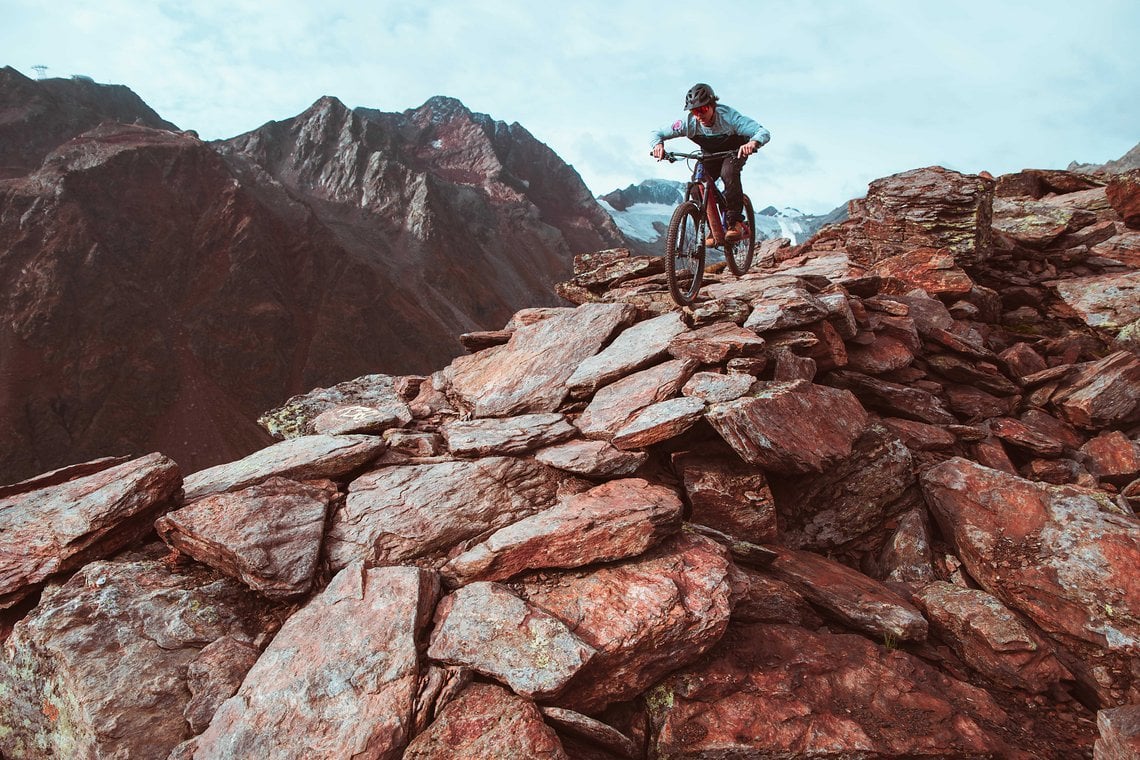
597,179,848,257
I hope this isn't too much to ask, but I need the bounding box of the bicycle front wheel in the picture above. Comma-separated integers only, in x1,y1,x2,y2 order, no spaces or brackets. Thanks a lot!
665,201,705,307
725,195,756,277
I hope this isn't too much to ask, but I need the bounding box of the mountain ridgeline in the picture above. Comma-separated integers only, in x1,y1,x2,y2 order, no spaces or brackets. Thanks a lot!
0,67,625,482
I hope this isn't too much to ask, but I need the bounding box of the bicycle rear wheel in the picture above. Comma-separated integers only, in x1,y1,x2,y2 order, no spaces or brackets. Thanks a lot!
665,201,705,307
725,195,756,276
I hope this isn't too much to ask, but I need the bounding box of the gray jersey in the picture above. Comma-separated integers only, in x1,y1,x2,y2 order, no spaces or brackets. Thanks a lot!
651,103,770,151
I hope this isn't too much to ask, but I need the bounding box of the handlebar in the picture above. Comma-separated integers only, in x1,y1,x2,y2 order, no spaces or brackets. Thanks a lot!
655,150,738,163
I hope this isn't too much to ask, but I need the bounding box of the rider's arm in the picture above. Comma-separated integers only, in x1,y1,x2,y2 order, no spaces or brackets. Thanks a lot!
720,105,770,148
650,115,693,150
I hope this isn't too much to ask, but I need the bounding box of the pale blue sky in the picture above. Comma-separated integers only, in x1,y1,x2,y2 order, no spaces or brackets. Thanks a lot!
4,0,1138,213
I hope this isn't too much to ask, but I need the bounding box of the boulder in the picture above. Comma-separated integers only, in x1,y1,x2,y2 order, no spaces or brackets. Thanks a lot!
565,312,688,397
155,476,337,598
443,302,635,417
514,532,733,713
193,563,438,759
0,452,180,609
575,359,697,441
427,582,595,699
0,558,269,759
440,413,576,457
706,379,869,474
922,458,1140,706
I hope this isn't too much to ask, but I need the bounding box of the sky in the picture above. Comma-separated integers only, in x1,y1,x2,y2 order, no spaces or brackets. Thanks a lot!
4,0,1139,214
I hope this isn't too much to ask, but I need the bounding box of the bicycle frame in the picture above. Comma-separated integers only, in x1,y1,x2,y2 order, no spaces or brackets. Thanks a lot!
659,150,757,306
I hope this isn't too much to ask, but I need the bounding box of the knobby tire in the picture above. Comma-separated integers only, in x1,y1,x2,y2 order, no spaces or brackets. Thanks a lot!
725,194,756,277
665,201,705,307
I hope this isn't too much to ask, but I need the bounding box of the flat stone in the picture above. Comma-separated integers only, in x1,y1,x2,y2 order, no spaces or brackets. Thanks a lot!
1052,351,1140,430
866,246,974,295
427,582,595,699
444,302,635,417
0,452,181,609
743,284,830,332
1052,270,1140,333
828,370,957,424
194,564,438,759
681,371,756,403
1095,705,1140,760
325,457,587,571
706,380,870,474
182,434,384,501
534,439,648,478
1081,431,1140,484
440,413,576,456
442,478,682,584
155,476,336,599
667,321,766,364
575,358,696,441
565,312,688,397
767,547,928,642
311,402,412,435
611,396,706,450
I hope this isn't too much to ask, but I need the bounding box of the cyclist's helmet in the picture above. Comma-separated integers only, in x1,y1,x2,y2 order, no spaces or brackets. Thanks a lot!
684,83,717,110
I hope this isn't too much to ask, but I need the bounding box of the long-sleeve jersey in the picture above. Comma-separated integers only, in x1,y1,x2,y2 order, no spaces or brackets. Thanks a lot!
651,103,770,154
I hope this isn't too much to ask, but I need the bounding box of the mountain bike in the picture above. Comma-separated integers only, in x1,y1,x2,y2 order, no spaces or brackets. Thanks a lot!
660,150,756,307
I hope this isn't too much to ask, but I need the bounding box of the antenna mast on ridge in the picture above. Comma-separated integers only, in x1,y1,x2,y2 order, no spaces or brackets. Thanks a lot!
31,65,48,79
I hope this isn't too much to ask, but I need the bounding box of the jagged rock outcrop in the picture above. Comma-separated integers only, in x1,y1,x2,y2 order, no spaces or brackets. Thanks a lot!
5,153,1140,758
0,75,625,484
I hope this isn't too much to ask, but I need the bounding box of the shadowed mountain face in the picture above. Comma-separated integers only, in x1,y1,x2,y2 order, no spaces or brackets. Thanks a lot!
0,69,626,482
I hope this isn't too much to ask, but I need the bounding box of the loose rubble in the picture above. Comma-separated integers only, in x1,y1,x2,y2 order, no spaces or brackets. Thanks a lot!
3,161,1140,759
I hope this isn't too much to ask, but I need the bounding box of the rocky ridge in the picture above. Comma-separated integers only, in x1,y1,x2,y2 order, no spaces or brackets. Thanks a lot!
2,158,1140,757
0,69,625,483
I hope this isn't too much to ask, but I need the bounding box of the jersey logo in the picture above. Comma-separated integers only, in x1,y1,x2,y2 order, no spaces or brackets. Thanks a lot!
672,120,683,131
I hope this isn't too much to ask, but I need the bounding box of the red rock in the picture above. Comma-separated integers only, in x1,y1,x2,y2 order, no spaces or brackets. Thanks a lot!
673,450,777,544
879,509,936,585
311,402,412,436
990,416,1067,457
440,413,576,456
742,284,830,332
1053,271,1140,334
575,358,696,441
667,321,766,364
325,457,588,570
879,417,958,450
1081,431,1140,484
680,371,756,403
770,347,817,381
427,582,595,699
539,706,640,760
946,384,1017,421
156,476,335,598
403,682,568,759
993,197,1081,248
611,396,706,450
1106,169,1140,229
444,303,635,417
514,532,733,713
441,478,683,584
534,439,648,478
706,380,870,474
845,334,915,374
914,581,1072,693
768,424,915,551
867,245,974,295
727,564,820,626
1052,351,1140,430
922,458,1140,706
183,635,261,733
0,452,181,609
768,547,928,642
0,558,270,759
195,563,439,759
647,623,1017,759
182,434,384,501
846,166,995,267
1095,705,1140,760
828,369,956,425
565,312,688,397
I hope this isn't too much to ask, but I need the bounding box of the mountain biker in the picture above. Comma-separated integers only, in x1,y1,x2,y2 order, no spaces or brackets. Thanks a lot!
651,83,770,245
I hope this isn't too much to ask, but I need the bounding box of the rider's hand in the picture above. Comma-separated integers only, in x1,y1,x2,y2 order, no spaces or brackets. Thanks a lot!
737,140,759,159
652,143,665,161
